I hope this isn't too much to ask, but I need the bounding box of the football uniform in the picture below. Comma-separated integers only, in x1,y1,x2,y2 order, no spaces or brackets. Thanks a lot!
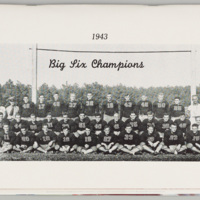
56,119,77,133
27,120,42,135
10,119,28,134
108,119,124,133
20,101,35,119
124,118,142,133
35,102,49,119
120,100,137,121
42,118,58,132
137,100,152,121
56,132,77,147
74,117,90,133
98,131,117,145
35,130,57,145
65,100,81,119
153,100,169,119
164,130,185,147
50,100,65,118
78,132,97,148
0,130,16,152
169,104,185,120
186,131,200,146
175,119,191,137
15,131,35,147
91,119,107,135
102,100,118,122
120,130,140,146
141,118,158,132
82,99,99,119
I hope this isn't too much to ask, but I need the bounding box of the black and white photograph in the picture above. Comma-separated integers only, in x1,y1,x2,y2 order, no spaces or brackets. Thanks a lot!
0,44,199,161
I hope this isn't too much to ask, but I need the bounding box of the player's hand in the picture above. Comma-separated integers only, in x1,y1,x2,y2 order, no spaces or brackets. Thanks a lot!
48,141,53,147
85,144,89,149
21,145,27,149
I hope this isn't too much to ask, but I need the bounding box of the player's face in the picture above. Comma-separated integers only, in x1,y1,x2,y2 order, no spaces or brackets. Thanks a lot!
174,99,180,104
54,94,59,101
21,128,26,135
147,114,153,120
10,101,15,106
95,116,101,122
63,129,69,135
70,94,76,101
180,115,185,121
31,115,36,121
42,125,48,132
125,95,130,101
23,97,29,103
141,95,147,101
47,115,52,121
85,129,91,135
63,115,68,121
39,96,44,102
3,125,9,133
192,126,198,133
79,114,85,120
130,113,136,120
170,125,177,133
104,128,110,135
196,117,200,125
148,127,154,134
87,93,92,100
107,95,112,101
125,127,132,133
192,96,198,104
163,115,169,121
16,115,21,122
114,114,119,121
158,94,164,101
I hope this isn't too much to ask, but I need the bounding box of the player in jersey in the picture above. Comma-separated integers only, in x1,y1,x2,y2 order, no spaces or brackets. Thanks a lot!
162,123,187,154
186,124,200,154
118,124,142,155
82,92,99,121
65,93,81,120
42,112,59,134
156,113,173,139
0,112,9,133
55,112,77,134
0,124,16,153
137,95,152,122
33,123,57,153
175,113,191,139
19,95,35,121
77,126,97,154
140,125,163,155
13,125,35,153
27,113,42,136
169,97,185,121
35,94,49,120
55,126,77,153
153,93,169,121
50,92,65,120
120,94,137,122
91,113,107,136
141,111,158,133
108,113,124,136
10,113,27,135
102,93,118,123
74,112,90,137
124,112,142,134
97,126,119,154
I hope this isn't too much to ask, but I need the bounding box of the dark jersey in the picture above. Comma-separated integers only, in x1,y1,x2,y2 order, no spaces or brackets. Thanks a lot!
164,130,184,146
153,100,169,118
20,102,35,118
102,100,118,116
140,131,162,145
43,119,58,131
50,100,65,117
78,133,97,147
108,119,124,132
35,102,49,118
141,118,158,131
169,104,185,117
0,131,16,145
186,131,200,145
137,100,152,115
124,118,142,132
10,120,27,133
56,132,77,147
27,120,42,134
175,119,191,133
15,131,35,146
98,132,117,145
91,119,107,132
82,99,99,116
75,117,90,131
36,131,56,145
56,119,77,132
156,119,173,133
65,101,80,118
120,130,140,145
120,100,137,118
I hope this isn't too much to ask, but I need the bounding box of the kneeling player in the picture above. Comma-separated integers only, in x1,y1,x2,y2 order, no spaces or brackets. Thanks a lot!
140,125,163,155
119,124,142,155
77,126,97,154
186,124,200,154
33,124,56,153
55,126,77,153
97,126,118,154
162,123,187,154
13,125,35,153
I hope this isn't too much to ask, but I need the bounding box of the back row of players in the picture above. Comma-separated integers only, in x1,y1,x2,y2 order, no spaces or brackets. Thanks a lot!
0,92,200,155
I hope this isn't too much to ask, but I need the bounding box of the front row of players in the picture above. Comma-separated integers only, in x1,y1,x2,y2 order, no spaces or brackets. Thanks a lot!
1,120,200,155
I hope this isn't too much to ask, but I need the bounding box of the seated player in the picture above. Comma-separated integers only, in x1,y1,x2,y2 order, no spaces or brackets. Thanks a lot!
186,124,200,154
156,113,173,139
97,126,119,154
124,112,142,134
162,123,187,154
55,126,77,153
0,124,16,153
77,126,97,154
27,113,42,136
140,125,163,155
33,124,57,153
0,112,9,133
108,113,124,136
118,124,142,155
74,112,90,137
13,125,35,153
91,113,107,136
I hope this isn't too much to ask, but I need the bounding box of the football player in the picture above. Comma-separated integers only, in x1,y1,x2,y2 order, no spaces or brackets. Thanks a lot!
91,113,107,136
0,112,9,132
27,113,42,136
6,97,19,121
108,113,124,136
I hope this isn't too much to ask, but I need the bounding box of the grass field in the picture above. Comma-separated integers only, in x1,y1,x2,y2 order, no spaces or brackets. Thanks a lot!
1,152,200,161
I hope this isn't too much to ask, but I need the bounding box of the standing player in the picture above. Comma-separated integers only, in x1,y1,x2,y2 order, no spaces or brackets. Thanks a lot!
102,93,118,123
140,125,163,155
19,95,35,121
91,113,107,136
6,97,19,121
120,94,137,122
55,126,77,153
137,95,152,122
50,92,65,120
77,126,97,154
108,113,124,136
153,93,169,121
13,125,35,153
27,113,42,136
162,123,187,154
33,124,57,153
118,124,142,155
186,124,200,154
82,92,99,121
169,97,185,121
